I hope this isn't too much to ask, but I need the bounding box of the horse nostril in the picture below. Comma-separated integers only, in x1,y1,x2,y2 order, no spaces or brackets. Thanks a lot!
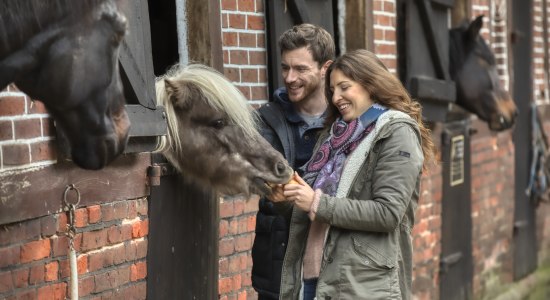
276,161,287,175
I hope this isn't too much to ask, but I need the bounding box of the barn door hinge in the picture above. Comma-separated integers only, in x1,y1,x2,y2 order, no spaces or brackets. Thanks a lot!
147,163,177,186
513,220,529,230
440,252,463,274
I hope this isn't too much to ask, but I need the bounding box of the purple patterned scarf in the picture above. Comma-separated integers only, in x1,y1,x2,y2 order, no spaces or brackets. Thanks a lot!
302,104,388,196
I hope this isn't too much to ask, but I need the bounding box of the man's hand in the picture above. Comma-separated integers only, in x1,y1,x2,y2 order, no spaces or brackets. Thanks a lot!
267,184,287,203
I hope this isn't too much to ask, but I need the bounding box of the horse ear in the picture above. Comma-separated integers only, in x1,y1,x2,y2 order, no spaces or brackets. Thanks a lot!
467,15,484,39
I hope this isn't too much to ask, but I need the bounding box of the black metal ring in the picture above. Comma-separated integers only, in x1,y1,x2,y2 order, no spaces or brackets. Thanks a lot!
63,184,81,207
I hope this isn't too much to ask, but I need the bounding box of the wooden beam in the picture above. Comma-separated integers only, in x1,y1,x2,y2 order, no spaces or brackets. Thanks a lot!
287,0,311,24
345,0,374,52
0,153,151,225
414,0,451,81
431,0,454,8
117,0,157,109
186,0,223,72
410,76,456,103
451,0,471,27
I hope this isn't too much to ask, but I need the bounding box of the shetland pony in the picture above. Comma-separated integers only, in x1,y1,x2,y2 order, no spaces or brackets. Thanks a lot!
155,64,293,195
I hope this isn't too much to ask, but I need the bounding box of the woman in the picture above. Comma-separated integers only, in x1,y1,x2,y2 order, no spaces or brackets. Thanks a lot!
276,49,435,299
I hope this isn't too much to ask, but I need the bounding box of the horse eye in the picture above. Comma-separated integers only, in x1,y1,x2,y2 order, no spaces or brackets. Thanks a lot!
210,119,226,129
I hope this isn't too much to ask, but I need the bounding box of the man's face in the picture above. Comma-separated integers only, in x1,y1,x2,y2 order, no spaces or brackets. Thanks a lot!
281,47,324,103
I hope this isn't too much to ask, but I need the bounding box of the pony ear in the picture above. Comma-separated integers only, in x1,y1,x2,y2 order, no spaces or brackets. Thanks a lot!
164,79,177,98
467,15,484,40
164,79,191,109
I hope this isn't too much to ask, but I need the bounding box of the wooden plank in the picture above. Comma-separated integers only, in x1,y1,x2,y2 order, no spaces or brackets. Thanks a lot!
208,0,223,72
431,0,454,8
410,76,456,103
287,0,311,24
186,0,223,71
414,0,451,80
439,120,474,300
0,153,151,225
117,0,157,109
124,104,167,154
126,105,167,137
345,0,374,52
451,0,470,27
511,0,538,280
147,154,218,299
365,0,374,52
266,0,288,96
420,100,451,122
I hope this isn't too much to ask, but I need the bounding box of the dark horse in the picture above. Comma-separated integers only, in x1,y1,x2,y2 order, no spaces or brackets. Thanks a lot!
0,0,130,170
450,15,518,131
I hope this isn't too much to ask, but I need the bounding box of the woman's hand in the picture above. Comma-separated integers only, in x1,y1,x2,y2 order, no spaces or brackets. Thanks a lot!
283,172,315,212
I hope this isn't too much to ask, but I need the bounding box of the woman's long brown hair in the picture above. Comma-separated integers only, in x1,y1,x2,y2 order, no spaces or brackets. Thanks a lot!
325,49,435,170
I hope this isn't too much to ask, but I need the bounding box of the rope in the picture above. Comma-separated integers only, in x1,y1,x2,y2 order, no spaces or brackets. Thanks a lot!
63,184,80,300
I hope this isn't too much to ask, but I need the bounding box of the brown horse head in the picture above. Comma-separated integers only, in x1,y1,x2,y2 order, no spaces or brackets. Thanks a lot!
155,64,293,196
0,0,129,169
449,15,518,131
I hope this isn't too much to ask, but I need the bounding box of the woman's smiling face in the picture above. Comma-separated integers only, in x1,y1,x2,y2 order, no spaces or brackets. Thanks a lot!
329,69,374,122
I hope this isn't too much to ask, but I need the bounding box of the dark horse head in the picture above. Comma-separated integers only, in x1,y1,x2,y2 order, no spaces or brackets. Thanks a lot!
0,0,130,169
449,15,518,131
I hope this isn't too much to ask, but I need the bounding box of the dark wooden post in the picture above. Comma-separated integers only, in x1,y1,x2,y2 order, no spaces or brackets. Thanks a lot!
511,0,537,281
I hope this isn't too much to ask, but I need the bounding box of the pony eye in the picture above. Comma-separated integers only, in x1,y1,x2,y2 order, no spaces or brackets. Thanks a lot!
210,119,226,129
111,34,123,45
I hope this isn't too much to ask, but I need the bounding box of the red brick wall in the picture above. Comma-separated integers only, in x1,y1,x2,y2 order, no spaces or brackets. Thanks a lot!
0,198,148,299
221,0,269,107
0,85,56,171
219,0,267,298
470,123,515,297
373,0,398,72
534,0,546,104
412,162,443,300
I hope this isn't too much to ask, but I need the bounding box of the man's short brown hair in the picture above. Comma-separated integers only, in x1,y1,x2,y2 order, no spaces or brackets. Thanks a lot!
278,23,335,66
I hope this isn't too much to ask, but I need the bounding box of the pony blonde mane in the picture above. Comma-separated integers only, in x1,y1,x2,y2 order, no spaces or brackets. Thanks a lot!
155,63,259,155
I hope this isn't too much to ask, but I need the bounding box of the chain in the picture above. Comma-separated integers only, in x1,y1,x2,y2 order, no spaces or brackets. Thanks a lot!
63,184,80,250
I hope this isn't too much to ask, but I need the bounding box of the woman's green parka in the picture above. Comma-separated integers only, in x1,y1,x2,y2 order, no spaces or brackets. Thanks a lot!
278,110,424,300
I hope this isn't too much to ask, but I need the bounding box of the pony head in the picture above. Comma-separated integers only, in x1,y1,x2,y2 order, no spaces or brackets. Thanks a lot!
156,64,293,196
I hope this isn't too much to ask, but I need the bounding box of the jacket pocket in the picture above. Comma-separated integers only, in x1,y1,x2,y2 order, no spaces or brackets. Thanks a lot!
336,235,398,299
351,235,395,269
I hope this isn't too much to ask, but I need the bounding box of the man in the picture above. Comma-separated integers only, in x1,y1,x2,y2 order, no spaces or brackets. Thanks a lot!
251,23,335,300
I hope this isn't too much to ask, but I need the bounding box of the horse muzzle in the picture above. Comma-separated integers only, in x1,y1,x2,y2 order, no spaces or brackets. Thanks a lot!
70,132,128,170
70,110,130,170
